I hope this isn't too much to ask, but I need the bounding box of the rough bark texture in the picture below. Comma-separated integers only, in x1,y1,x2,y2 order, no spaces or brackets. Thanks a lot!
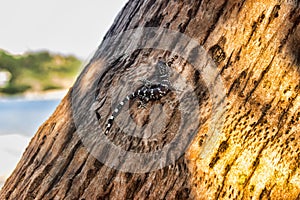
1,0,300,199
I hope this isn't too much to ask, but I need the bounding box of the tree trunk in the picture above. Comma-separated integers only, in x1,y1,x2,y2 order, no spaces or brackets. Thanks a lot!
1,0,300,199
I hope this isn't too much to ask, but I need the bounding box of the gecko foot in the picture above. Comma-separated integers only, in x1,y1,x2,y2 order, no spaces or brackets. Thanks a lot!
138,101,148,109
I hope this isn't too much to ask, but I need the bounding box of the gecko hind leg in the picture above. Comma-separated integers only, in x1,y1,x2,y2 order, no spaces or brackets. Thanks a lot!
139,78,153,88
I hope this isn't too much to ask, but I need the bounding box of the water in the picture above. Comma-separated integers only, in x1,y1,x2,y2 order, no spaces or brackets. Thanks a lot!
0,98,60,137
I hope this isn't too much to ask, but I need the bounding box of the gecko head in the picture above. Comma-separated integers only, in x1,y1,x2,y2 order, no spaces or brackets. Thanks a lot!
157,60,169,75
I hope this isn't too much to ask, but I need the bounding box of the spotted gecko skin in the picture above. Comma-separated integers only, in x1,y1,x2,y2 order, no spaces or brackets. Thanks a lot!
104,61,171,135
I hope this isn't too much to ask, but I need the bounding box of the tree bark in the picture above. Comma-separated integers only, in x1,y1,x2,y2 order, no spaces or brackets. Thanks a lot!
1,0,300,199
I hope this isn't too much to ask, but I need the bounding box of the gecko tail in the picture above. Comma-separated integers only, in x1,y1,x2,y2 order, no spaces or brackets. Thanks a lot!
104,92,137,135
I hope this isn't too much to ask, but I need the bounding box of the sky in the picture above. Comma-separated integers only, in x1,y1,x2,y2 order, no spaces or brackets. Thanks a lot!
0,0,128,60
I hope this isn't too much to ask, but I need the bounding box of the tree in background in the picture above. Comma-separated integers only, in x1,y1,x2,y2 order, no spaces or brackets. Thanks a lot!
0,50,81,95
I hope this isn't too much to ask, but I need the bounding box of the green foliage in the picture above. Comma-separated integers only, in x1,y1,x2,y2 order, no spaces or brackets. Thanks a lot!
0,84,31,94
0,49,82,95
42,84,63,91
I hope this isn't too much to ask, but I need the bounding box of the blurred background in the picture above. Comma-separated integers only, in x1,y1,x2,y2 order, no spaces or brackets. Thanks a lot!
0,0,127,188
